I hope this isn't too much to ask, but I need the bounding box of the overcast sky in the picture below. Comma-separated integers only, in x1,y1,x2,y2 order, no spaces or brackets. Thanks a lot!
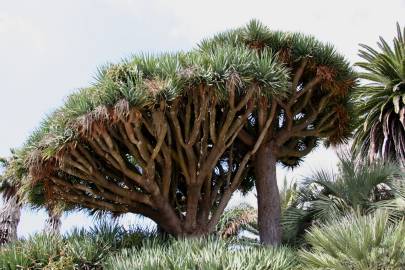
1,0,404,236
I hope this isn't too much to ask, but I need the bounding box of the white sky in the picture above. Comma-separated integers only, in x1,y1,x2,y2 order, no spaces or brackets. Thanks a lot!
0,0,404,236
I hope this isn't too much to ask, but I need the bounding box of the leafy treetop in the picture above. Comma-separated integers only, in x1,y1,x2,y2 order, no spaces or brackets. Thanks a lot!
8,20,355,237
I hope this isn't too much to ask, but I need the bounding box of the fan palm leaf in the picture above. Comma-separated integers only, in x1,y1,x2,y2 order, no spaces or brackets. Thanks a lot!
298,153,403,220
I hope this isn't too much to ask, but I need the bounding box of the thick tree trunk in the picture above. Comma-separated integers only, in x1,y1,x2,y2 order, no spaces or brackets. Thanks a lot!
184,185,201,233
255,142,282,246
0,195,21,245
157,202,184,236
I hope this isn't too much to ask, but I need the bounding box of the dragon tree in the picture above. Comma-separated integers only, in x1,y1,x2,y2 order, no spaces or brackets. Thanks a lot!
199,21,356,244
11,21,355,242
12,43,288,237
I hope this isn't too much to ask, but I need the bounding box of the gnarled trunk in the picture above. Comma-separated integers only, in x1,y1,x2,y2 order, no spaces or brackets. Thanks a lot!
255,142,281,246
0,195,21,245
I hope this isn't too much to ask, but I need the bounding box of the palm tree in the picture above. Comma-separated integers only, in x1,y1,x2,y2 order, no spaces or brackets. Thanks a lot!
0,157,21,245
353,23,405,165
288,152,405,238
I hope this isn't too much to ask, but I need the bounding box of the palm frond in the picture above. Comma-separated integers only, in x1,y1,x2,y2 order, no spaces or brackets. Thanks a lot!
353,23,405,165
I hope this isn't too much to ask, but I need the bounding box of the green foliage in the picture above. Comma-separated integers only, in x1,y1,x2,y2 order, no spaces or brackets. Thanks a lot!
0,225,300,269
353,23,405,164
219,155,405,246
0,221,152,270
279,152,405,245
199,20,354,82
298,153,404,220
0,212,403,270
64,231,110,268
43,256,75,270
299,211,405,270
9,20,355,216
19,44,289,163
0,234,63,269
0,241,33,270
216,203,257,239
103,238,299,270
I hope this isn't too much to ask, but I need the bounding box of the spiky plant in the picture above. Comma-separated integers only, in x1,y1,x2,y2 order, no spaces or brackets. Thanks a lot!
10,20,355,241
12,43,290,237
201,20,356,245
0,221,153,269
280,152,405,245
299,211,405,270
103,237,300,270
353,23,405,165
300,153,403,219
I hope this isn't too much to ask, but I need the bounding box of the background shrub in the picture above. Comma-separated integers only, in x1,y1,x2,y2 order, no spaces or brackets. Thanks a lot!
103,238,299,270
299,211,405,270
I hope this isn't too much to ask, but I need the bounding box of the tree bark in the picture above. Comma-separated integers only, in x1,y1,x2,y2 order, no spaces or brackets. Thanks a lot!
184,184,201,233
255,141,282,246
44,210,61,235
0,195,21,245
156,201,184,236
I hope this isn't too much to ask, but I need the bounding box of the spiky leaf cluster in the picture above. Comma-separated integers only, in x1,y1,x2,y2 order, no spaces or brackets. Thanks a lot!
8,27,293,236
283,152,405,243
22,46,288,164
299,211,405,269
200,20,356,167
353,23,405,165
8,20,355,234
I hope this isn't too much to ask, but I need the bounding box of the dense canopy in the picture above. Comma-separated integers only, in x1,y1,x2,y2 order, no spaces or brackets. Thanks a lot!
9,20,356,237
199,21,355,166
199,21,356,244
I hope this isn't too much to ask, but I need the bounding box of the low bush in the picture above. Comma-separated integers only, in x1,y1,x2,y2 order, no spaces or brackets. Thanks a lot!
0,234,63,269
103,238,299,270
299,211,405,270
0,221,153,270
1,212,404,269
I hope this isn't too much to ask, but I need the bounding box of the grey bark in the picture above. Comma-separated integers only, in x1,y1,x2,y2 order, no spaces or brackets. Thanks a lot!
44,211,62,235
255,142,282,245
0,195,21,245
